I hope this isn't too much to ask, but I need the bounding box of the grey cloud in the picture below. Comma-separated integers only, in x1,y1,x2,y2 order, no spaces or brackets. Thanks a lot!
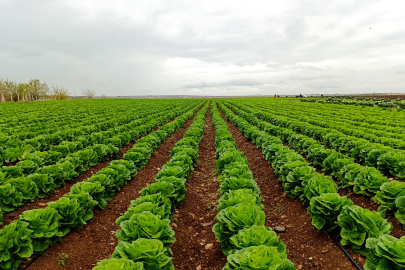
185,78,263,88
0,0,404,96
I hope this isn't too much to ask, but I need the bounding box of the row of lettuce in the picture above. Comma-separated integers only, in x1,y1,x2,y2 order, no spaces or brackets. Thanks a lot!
0,103,203,270
211,102,296,270
285,97,405,129
302,96,405,109
0,102,187,166
246,98,405,149
218,101,405,270
0,103,196,226
225,101,405,228
92,103,209,270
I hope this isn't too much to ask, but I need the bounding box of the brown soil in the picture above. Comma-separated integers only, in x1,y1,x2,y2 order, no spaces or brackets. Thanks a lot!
171,106,227,270
24,106,203,270
218,108,358,270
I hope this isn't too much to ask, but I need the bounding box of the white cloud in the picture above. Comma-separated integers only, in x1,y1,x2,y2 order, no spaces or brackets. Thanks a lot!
0,0,404,96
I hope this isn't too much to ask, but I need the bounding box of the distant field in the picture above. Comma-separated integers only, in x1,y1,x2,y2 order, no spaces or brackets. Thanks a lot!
1,98,404,270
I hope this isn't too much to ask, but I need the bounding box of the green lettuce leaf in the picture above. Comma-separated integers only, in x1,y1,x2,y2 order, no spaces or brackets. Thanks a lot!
0,220,33,270
336,205,392,255
365,235,405,270
228,226,286,256
218,189,263,211
20,207,63,252
93,258,144,270
223,245,296,270
115,211,175,250
213,203,265,252
111,238,174,270
308,193,353,231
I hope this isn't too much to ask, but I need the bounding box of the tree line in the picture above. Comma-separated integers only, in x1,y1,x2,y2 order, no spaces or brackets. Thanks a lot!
0,78,97,102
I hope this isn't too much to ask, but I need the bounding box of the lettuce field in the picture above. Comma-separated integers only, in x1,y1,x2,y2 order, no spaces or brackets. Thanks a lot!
1,98,405,270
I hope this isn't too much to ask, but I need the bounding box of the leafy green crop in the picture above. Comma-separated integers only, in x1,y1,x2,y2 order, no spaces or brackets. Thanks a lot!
117,194,172,225
69,181,106,209
218,189,263,211
372,181,405,217
353,167,389,196
0,220,33,270
223,245,295,270
283,165,316,199
336,205,392,255
20,208,63,252
213,203,266,252
93,258,144,270
228,226,286,256
154,176,186,205
111,238,174,270
301,174,338,205
365,235,405,270
115,211,175,250
308,193,353,231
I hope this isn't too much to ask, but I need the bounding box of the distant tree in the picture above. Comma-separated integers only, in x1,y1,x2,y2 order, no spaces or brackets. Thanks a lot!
27,79,49,100
52,86,70,100
82,89,97,99
0,78,6,102
101,94,107,99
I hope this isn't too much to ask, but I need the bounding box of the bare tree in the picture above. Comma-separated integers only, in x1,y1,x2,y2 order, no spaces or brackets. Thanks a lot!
82,89,97,99
52,86,70,100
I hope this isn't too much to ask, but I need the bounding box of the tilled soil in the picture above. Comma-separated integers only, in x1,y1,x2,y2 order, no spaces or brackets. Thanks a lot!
25,107,203,270
218,108,358,270
171,106,227,270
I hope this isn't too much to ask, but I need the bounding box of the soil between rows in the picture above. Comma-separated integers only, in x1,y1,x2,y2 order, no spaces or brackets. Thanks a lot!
25,106,203,270
170,106,227,270
218,107,358,270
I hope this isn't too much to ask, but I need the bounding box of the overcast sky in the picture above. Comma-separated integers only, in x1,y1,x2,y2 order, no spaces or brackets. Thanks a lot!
1,0,404,96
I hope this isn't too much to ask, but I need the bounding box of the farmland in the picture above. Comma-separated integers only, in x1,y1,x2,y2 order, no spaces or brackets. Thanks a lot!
1,98,405,270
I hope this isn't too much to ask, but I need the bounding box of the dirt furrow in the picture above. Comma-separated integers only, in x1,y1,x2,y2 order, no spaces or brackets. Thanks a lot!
171,106,226,270
218,109,357,270
26,107,202,270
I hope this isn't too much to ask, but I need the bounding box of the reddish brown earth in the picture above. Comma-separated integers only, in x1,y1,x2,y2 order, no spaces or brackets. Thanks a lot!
218,108,358,270
171,106,227,270
24,106,203,270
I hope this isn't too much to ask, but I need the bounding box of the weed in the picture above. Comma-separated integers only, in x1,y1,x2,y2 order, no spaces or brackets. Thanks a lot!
274,204,290,212
57,253,69,266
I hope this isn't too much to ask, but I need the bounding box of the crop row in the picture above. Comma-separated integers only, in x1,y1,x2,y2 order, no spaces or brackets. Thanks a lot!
0,100,191,165
303,96,405,109
229,100,405,181
0,103,203,270
0,103,197,224
225,101,405,228
218,101,405,269
271,97,405,129
243,99,405,148
248,102,405,175
92,102,209,269
1,103,183,171
211,102,295,269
